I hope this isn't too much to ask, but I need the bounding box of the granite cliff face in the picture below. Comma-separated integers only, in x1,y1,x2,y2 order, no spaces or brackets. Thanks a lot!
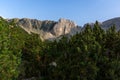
6,17,120,40
8,18,81,40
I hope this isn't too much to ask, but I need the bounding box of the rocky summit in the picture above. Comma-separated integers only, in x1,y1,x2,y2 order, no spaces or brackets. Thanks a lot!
7,18,81,40
6,17,120,40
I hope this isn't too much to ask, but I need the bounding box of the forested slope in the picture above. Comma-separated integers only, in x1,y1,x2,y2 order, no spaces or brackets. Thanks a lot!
0,17,120,80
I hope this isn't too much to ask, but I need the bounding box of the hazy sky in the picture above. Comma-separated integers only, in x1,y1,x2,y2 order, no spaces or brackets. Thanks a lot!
0,0,120,26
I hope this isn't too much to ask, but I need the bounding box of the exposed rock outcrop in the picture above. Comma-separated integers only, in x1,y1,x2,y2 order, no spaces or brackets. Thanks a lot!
7,18,81,40
6,17,120,40
52,18,77,36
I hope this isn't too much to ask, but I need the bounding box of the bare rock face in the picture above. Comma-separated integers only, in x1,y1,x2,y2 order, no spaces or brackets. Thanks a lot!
16,18,56,34
8,18,80,40
52,18,77,36
6,17,120,40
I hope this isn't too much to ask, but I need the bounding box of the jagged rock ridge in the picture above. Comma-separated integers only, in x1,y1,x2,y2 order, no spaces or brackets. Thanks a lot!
7,18,81,40
6,17,120,40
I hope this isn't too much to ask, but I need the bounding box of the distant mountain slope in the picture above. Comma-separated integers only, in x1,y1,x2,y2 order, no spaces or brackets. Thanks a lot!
102,17,120,30
7,18,81,40
83,17,120,31
3,16,120,40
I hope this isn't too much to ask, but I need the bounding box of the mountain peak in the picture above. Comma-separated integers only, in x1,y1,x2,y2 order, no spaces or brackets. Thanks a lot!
6,18,79,40
3,17,120,40
52,18,77,36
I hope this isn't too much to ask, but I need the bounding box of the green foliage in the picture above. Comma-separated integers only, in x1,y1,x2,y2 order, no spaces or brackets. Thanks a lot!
0,17,120,80
0,18,21,80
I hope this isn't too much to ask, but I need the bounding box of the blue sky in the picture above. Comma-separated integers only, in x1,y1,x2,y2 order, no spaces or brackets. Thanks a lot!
0,0,120,26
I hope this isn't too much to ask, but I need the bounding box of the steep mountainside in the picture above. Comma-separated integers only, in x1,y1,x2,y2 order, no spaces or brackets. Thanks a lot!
83,17,120,30
7,18,81,40
1,16,120,80
5,17,120,40
102,17,120,30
